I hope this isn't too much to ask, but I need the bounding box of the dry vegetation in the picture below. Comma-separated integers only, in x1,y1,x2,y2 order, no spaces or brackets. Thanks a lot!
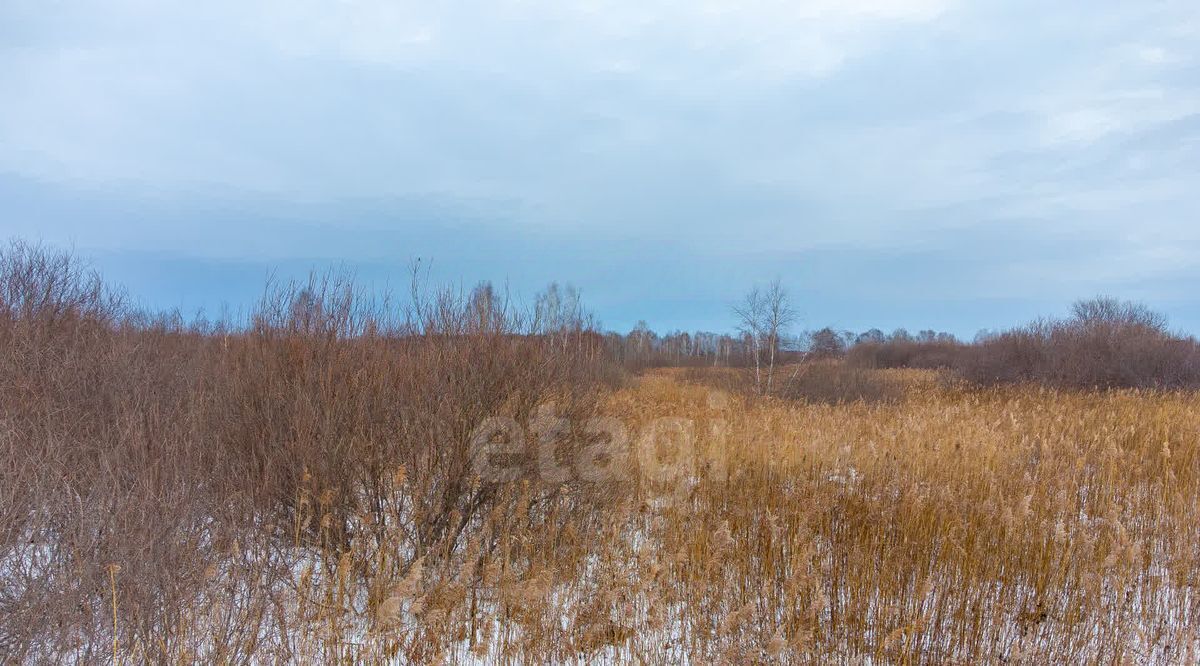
960,300,1200,390
634,372,1200,663
845,299,1200,391
3,240,1199,663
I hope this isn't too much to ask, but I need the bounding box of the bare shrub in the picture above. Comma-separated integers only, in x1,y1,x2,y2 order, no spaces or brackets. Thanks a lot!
773,361,902,405
0,239,124,329
0,243,618,661
807,327,848,359
847,338,966,369
961,297,1200,389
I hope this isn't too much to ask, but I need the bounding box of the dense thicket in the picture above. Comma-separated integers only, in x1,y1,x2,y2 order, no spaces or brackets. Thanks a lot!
960,297,1200,389
0,240,618,661
838,299,1200,390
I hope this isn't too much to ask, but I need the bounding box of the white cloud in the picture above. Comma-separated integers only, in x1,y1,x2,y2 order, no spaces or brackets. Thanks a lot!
0,0,1197,258
4,0,1200,330
1038,88,1200,145
0,0,956,193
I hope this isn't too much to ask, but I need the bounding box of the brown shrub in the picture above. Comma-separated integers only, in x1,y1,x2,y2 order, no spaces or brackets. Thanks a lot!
846,338,965,369
960,298,1200,389
773,361,903,405
0,244,618,661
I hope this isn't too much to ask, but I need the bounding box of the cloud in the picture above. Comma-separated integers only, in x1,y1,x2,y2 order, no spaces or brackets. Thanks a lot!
0,0,954,190
1,0,1199,333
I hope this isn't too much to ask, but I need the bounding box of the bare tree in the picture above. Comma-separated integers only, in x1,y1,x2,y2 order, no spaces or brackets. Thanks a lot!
733,279,796,394
808,327,848,358
1070,295,1167,332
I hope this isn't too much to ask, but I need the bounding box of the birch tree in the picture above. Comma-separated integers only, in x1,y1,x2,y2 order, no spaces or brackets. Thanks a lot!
733,279,796,395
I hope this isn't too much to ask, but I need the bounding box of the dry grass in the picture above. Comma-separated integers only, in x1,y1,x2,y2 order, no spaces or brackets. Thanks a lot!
679,361,922,405
3,243,1199,663
8,368,1198,663
603,372,1200,663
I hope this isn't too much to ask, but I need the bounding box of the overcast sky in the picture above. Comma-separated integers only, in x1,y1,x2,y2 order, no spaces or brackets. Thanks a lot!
2,0,1198,336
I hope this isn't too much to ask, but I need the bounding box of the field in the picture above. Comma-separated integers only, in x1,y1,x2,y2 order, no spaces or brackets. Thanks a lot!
8,0,1200,661
7,354,1200,662
2,247,1199,663
599,370,1200,663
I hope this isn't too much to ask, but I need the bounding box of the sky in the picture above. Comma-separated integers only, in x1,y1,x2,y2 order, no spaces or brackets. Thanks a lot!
2,0,1198,337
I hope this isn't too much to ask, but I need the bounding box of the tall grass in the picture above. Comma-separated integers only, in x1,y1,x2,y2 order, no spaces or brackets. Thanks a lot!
2,242,1197,663
679,362,907,406
605,374,1200,663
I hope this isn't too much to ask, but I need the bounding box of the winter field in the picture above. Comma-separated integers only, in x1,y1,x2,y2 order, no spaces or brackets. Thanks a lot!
2,242,1199,663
